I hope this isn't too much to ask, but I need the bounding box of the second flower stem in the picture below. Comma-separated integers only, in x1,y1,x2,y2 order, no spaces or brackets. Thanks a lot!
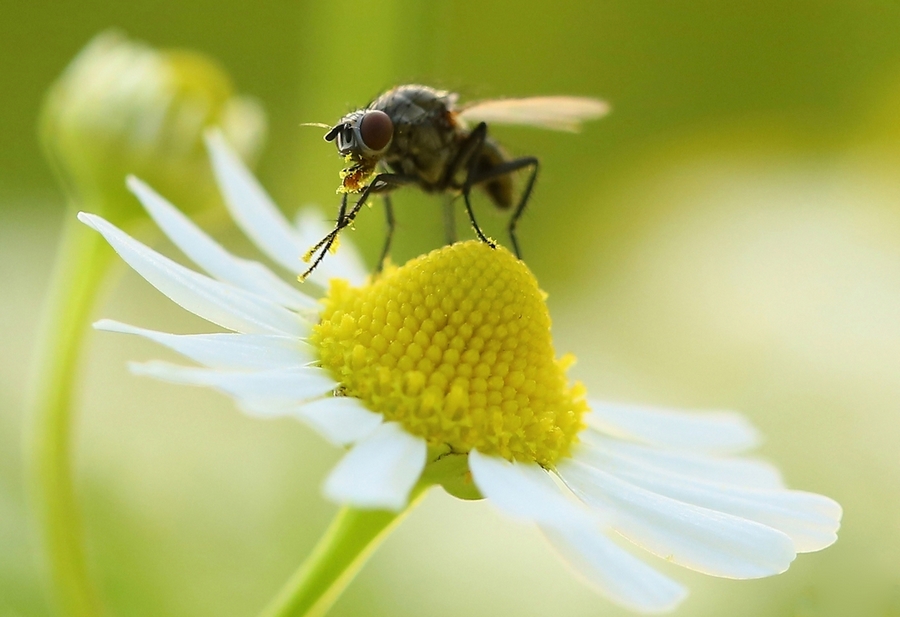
258,486,428,617
28,208,112,617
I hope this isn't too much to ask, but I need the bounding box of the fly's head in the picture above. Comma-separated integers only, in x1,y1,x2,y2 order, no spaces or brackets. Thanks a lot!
324,109,394,193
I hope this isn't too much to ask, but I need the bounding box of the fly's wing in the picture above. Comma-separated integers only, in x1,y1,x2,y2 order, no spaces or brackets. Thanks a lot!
457,96,610,133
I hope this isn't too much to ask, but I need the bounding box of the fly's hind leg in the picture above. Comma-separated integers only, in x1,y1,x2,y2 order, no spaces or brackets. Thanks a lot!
468,156,539,259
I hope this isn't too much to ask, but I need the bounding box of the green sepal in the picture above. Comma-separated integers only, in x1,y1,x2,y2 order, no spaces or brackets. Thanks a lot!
420,445,484,501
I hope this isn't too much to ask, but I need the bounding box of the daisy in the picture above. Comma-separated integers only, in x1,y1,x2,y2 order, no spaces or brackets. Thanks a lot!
81,131,841,614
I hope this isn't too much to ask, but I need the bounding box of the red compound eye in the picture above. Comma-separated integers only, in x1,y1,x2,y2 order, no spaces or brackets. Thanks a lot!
359,110,393,152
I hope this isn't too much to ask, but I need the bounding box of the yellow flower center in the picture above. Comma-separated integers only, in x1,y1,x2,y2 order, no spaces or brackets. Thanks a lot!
311,241,588,466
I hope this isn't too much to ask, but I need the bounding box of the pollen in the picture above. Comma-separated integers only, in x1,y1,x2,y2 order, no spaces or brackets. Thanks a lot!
338,156,376,193
310,241,588,466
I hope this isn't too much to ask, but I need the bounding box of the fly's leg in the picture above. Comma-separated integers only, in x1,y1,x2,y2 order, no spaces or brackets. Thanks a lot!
468,156,539,259
299,173,415,281
445,122,495,248
370,175,419,271
462,192,494,247
300,183,379,280
377,194,395,272
300,192,348,273
442,198,457,245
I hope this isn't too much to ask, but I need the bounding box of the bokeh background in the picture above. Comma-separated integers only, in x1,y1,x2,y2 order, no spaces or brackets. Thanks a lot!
3,1,900,616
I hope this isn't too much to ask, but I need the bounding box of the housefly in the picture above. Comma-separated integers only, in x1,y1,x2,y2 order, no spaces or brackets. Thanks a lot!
300,84,609,280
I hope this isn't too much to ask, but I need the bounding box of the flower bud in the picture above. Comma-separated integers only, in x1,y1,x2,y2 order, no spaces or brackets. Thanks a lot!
40,30,266,222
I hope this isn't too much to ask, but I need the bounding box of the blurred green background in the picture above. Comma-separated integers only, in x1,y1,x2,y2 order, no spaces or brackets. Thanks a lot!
3,1,900,616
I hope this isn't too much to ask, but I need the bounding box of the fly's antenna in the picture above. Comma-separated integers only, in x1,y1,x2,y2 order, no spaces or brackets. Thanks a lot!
301,122,339,142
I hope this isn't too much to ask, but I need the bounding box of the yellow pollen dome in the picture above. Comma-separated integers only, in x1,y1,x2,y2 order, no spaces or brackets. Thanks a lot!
311,241,588,467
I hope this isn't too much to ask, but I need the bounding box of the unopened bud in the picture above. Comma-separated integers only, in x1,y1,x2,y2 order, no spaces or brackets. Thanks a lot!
40,30,266,222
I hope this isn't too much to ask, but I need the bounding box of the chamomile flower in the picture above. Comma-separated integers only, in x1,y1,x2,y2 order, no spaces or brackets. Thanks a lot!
82,132,841,614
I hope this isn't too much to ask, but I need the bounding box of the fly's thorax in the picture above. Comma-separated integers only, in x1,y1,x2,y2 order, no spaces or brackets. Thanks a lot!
370,85,457,122
383,122,460,187
372,86,463,188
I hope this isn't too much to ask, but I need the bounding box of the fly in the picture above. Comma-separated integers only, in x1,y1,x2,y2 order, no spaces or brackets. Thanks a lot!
300,84,609,280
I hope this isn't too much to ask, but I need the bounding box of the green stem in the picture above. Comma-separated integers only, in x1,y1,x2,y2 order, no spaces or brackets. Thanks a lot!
258,487,429,617
27,207,113,617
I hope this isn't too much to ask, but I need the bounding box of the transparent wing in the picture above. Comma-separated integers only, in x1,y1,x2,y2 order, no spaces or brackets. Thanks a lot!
458,96,610,132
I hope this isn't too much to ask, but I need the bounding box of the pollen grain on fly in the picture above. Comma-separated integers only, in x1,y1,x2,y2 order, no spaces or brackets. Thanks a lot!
311,240,588,466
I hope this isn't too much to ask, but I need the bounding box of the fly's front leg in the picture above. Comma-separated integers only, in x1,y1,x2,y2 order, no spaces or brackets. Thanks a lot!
299,173,416,281
300,193,348,281
468,156,539,259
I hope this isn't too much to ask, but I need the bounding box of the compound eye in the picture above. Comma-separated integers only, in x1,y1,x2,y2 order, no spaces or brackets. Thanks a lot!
359,110,393,152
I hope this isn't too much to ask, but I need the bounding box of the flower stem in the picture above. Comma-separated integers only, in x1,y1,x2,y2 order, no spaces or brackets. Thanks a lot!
27,207,113,617
258,487,428,617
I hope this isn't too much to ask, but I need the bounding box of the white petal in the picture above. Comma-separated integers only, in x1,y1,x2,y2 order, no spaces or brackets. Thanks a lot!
559,460,797,578
294,396,383,446
582,450,840,553
95,319,311,370
578,431,785,489
127,176,317,311
468,450,595,528
293,209,368,287
235,398,297,418
541,525,687,614
129,360,336,402
468,452,685,613
207,132,370,287
79,213,304,336
205,131,305,273
238,396,383,446
586,400,761,454
323,422,426,511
